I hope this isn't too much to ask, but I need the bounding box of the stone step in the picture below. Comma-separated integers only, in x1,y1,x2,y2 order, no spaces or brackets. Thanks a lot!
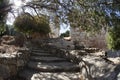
27,61,80,72
30,48,41,50
31,49,49,53
31,52,53,57
19,69,81,80
30,56,68,62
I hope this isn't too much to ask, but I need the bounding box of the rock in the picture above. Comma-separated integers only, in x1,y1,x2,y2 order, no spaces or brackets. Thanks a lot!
31,52,52,56
0,35,26,47
0,35,15,45
27,61,80,72
84,48,100,53
42,42,120,80
30,56,67,62
106,50,120,58
106,50,120,64
19,70,81,80
118,73,120,80
0,48,30,79
0,64,10,79
0,77,3,80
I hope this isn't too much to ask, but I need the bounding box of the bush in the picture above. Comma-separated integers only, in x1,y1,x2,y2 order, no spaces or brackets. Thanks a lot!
107,26,120,50
14,13,51,35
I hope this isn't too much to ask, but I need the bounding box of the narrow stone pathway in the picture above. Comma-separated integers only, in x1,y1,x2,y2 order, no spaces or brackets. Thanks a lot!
18,48,81,80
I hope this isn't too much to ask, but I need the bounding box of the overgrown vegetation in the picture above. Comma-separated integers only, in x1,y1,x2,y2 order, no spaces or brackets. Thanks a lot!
106,18,120,50
105,1,120,50
14,13,51,35
67,4,106,33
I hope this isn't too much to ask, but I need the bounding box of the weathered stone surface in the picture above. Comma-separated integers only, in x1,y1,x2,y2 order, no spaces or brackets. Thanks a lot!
0,64,10,79
30,56,67,62
31,49,49,53
42,43,120,80
19,69,81,80
0,35,28,79
18,47,80,80
31,38,74,49
84,48,100,53
0,49,30,79
0,36,15,45
118,73,120,80
27,61,80,72
31,52,53,56
106,50,120,64
107,50,120,57
0,35,25,47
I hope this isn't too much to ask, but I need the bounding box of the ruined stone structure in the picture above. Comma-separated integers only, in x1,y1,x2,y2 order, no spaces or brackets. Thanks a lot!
49,21,60,38
0,38,119,80
70,27,107,50
42,40,120,80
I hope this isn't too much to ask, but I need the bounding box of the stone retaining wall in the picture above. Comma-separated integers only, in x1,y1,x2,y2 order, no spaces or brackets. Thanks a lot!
0,49,30,80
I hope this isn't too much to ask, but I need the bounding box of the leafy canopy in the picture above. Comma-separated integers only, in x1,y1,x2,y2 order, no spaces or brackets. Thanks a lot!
14,13,50,35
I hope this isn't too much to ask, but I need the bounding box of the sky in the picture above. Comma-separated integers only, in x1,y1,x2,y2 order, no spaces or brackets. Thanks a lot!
60,23,70,33
6,0,27,25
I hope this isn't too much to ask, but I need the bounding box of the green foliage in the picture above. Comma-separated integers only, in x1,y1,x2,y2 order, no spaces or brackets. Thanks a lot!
60,30,70,37
67,5,106,33
107,25,120,50
0,24,6,35
14,13,51,35
106,1,120,50
34,16,50,34
14,13,35,34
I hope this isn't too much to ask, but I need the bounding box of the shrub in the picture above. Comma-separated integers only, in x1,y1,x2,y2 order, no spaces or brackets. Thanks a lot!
107,26,120,50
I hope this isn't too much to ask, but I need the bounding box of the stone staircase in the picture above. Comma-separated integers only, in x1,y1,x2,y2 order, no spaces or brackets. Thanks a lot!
18,48,81,80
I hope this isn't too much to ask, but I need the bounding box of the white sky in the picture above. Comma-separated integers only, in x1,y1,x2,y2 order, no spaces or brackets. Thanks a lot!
6,0,28,25
60,23,70,33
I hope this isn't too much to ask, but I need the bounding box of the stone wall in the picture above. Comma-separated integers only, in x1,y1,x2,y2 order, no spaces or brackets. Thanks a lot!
0,35,30,80
0,49,30,80
42,44,120,80
49,22,60,38
70,27,108,50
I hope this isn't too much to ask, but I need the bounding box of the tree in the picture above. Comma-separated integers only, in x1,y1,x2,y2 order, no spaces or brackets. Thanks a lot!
67,0,108,33
0,0,11,36
14,13,35,34
13,0,120,50
34,15,50,34
0,0,11,23
14,13,50,36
